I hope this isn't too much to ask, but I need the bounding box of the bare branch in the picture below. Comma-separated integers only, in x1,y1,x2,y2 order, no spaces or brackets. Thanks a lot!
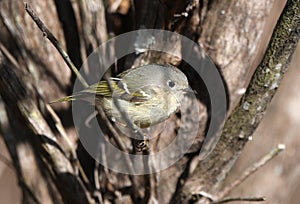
218,144,285,199
212,196,266,204
25,3,88,88
176,0,300,202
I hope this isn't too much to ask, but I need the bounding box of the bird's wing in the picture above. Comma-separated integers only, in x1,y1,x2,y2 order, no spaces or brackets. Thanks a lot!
84,79,151,103
82,80,118,97
50,78,151,104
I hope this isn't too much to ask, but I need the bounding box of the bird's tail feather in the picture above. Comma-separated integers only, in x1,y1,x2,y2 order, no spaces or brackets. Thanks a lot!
49,95,75,104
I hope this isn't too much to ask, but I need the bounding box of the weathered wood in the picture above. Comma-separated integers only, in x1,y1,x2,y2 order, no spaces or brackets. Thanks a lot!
174,0,300,203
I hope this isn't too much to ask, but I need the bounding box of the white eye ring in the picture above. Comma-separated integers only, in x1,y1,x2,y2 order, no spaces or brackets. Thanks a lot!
168,80,176,88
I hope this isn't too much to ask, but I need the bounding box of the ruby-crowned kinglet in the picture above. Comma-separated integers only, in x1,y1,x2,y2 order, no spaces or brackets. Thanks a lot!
52,64,191,128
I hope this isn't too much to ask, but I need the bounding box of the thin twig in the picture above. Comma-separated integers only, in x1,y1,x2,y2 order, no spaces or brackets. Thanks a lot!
142,149,152,204
0,42,19,69
93,151,104,204
104,75,145,141
45,104,76,159
218,144,285,199
95,104,142,200
104,72,152,202
95,105,132,166
24,3,88,88
103,58,156,203
94,85,143,200
103,63,150,202
46,104,92,185
212,196,266,204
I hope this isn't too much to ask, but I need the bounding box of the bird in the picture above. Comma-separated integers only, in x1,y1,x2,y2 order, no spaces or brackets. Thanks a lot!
51,64,191,129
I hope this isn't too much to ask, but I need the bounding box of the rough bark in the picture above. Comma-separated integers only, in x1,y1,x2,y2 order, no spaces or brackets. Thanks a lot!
174,0,300,203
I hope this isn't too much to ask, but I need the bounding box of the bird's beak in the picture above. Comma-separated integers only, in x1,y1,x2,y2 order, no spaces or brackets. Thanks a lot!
183,87,197,95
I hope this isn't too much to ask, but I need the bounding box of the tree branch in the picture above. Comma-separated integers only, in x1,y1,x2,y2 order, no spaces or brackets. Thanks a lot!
175,0,300,202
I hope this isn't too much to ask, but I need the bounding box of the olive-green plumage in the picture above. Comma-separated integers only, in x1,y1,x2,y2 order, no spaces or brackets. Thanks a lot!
51,64,190,128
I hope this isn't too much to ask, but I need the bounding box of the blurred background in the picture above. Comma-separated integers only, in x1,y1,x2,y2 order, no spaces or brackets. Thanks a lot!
225,42,300,204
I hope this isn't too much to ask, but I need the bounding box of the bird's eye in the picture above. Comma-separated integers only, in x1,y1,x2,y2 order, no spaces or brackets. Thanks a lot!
168,80,175,88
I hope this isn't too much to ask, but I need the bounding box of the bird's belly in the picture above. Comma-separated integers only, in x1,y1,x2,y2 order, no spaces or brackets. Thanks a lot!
103,98,176,128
